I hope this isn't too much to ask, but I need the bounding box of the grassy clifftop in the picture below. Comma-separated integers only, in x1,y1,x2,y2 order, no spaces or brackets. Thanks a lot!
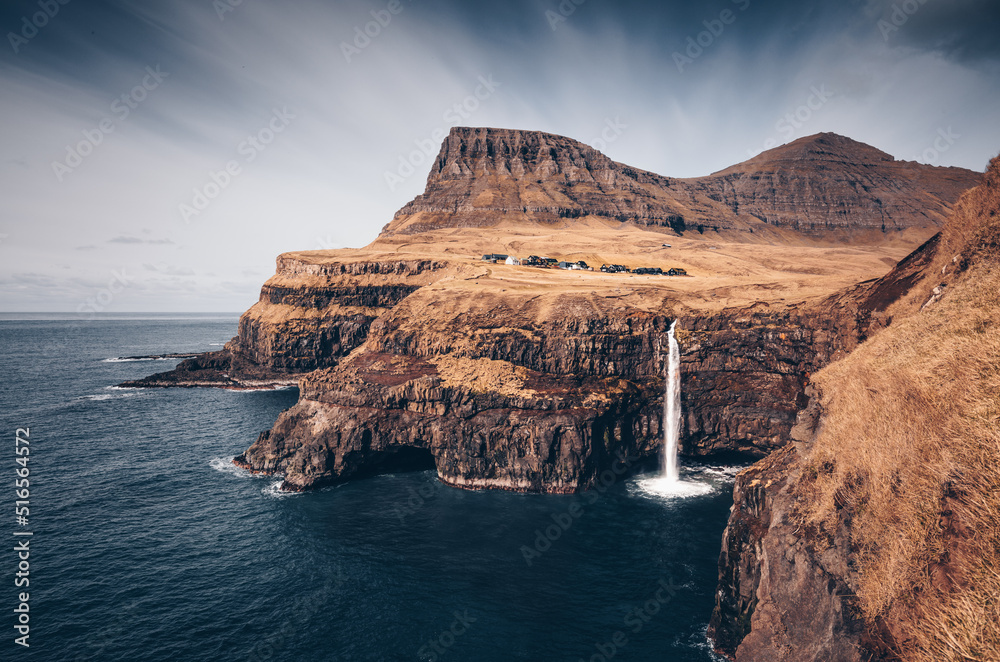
798,155,1000,660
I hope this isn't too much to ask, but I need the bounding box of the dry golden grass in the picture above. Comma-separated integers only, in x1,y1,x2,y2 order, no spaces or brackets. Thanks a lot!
282,216,919,315
799,157,1000,661
429,354,536,398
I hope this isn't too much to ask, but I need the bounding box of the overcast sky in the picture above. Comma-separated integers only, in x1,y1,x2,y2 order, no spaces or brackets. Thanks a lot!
1,0,998,312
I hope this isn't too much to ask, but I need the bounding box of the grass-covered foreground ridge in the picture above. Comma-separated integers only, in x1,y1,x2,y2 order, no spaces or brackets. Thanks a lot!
798,155,1000,660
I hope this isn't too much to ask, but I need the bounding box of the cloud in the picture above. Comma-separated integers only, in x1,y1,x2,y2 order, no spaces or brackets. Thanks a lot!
1,0,998,311
108,236,174,245
864,0,1000,64
143,263,195,276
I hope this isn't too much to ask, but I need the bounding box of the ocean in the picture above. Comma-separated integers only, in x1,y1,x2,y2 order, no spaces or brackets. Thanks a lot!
1,315,735,661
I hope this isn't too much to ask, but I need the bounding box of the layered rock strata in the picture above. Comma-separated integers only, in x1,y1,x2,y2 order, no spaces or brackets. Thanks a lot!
235,352,664,493
385,128,979,239
121,256,451,388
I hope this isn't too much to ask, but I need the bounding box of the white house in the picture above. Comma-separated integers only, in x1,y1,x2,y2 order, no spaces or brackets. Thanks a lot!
505,256,521,266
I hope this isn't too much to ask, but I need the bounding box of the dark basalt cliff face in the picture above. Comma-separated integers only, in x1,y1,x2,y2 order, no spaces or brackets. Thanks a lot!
385,128,979,239
230,288,891,492
121,257,450,388
228,257,449,373
681,309,851,458
232,299,673,491
235,352,664,493
706,435,873,662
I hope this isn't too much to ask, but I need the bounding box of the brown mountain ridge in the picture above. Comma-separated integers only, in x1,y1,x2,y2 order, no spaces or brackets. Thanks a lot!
385,127,979,241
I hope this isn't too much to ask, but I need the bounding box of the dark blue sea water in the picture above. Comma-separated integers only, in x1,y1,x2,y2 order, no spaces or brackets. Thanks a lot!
1,316,735,661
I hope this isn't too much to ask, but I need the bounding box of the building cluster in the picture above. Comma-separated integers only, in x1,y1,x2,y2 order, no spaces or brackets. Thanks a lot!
480,254,688,276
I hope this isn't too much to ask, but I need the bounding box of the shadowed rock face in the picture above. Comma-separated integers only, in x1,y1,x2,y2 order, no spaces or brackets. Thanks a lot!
228,284,898,492
706,441,871,662
234,353,664,493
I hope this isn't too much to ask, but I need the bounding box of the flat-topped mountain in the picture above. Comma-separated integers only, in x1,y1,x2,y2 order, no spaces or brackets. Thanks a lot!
383,127,980,241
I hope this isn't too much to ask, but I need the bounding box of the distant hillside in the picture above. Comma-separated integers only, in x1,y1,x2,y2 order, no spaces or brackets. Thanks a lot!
382,127,982,243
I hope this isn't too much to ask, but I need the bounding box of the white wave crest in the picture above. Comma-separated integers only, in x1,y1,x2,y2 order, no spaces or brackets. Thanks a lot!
209,457,253,478
262,480,300,498
103,357,170,363
77,387,144,402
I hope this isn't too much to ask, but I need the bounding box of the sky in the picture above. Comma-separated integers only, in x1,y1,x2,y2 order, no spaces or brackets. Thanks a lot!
1,0,998,312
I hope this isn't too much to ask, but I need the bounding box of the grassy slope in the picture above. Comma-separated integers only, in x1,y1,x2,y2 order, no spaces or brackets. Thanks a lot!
798,156,1000,660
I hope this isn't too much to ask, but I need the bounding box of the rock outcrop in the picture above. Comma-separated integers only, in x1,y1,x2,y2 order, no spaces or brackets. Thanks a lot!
707,399,875,662
122,256,451,387
235,352,664,493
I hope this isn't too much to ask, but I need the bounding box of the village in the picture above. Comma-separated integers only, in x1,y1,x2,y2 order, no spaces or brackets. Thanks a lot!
480,253,689,276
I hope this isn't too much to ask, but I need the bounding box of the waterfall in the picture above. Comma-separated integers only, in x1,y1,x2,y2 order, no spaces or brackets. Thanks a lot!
662,320,681,483
637,319,712,498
